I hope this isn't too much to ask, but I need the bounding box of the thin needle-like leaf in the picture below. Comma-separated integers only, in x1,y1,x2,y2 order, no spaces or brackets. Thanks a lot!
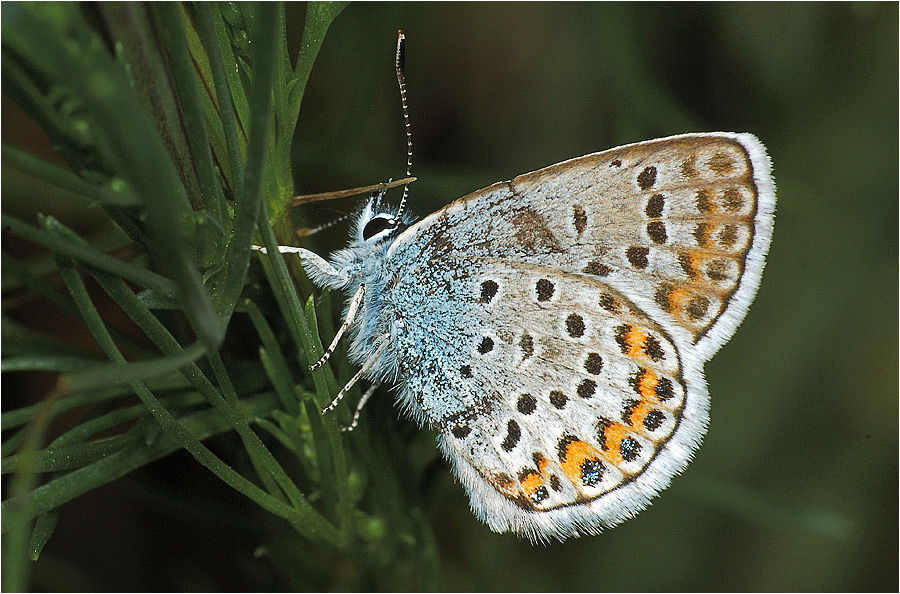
2,214,178,298
2,145,140,207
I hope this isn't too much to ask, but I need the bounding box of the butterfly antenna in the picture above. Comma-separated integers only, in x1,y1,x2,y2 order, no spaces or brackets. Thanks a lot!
296,211,353,238
395,30,412,219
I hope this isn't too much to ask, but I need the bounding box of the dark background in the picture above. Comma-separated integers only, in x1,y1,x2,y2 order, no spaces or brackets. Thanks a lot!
7,3,897,591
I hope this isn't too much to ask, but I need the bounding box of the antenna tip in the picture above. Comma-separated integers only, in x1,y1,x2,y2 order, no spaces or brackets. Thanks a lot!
396,31,406,71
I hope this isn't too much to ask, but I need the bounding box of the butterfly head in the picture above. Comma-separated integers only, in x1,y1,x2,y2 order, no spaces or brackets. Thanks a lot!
352,191,413,247
313,192,418,291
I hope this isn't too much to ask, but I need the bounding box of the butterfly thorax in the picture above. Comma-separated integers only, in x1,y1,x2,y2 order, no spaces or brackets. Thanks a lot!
310,200,417,389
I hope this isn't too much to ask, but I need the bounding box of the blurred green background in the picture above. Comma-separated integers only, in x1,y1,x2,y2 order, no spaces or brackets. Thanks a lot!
6,2,897,591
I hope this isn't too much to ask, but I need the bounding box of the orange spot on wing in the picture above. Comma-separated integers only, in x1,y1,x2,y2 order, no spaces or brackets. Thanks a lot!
639,369,659,399
520,471,543,493
601,424,629,465
667,286,690,316
624,326,666,365
627,401,653,430
686,253,701,276
560,440,601,483
515,454,552,504
626,327,647,359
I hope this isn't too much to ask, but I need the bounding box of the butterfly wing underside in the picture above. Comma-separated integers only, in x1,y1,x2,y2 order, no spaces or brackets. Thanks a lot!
391,132,775,357
385,133,774,539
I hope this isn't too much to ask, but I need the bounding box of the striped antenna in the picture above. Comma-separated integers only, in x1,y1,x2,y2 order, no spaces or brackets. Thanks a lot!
295,211,353,238
395,30,412,218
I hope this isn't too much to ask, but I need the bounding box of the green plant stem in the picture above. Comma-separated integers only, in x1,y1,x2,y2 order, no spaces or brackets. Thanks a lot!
0,391,283,532
205,347,285,501
98,2,204,211
91,269,318,516
268,1,346,221
194,4,245,202
3,392,204,474
217,4,279,321
1,213,178,297
62,343,206,394
44,241,339,546
4,3,221,347
3,435,136,474
1,144,140,206
255,213,352,543
155,2,226,224
1,387,61,592
1,379,190,432
244,298,301,416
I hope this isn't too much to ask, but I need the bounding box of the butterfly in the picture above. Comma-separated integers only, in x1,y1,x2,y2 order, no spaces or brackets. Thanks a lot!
264,131,775,541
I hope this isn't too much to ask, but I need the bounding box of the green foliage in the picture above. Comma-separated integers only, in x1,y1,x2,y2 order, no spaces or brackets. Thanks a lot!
2,2,437,590
3,2,895,591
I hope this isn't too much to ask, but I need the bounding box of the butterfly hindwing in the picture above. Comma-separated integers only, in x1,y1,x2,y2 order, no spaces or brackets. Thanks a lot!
388,255,705,539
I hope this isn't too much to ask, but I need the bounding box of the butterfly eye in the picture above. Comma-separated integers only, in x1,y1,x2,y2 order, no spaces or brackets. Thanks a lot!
362,215,397,241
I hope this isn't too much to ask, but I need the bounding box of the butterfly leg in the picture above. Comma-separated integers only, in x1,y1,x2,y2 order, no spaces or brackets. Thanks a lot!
340,381,381,432
310,283,366,370
320,336,390,415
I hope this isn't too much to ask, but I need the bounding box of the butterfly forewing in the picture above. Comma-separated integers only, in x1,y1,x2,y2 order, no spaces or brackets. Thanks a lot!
389,133,774,360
